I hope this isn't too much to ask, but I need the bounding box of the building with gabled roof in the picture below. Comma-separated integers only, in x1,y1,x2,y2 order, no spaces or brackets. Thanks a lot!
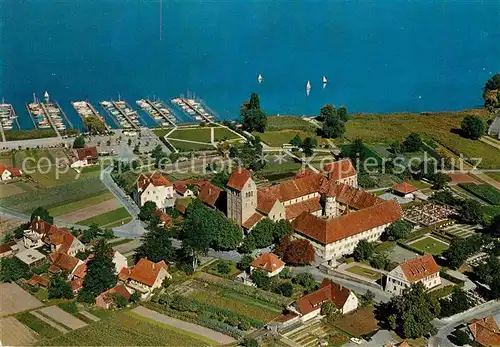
132,171,174,208
49,252,84,279
468,315,500,346
323,158,358,187
123,258,171,299
27,275,50,288
70,147,99,168
0,165,22,180
197,182,224,210
95,284,132,309
392,182,418,200
250,253,285,277
385,254,441,295
291,279,358,322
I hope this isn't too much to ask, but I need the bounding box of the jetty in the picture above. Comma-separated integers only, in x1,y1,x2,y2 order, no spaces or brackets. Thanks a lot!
171,96,216,123
136,98,176,127
39,103,62,138
56,101,73,128
0,102,17,142
100,99,141,130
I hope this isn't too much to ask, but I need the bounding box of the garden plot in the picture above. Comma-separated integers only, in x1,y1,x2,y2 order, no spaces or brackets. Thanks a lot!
403,203,456,226
0,283,43,317
285,321,348,347
333,306,379,338
38,306,87,330
406,235,450,255
0,316,39,346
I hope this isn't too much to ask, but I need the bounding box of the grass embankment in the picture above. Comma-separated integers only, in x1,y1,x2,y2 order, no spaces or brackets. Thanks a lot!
38,311,215,346
213,127,240,141
77,207,131,227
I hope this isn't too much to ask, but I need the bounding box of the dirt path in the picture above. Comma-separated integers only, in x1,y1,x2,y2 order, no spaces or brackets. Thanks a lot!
132,306,236,345
58,198,121,223
39,306,87,330
0,316,39,346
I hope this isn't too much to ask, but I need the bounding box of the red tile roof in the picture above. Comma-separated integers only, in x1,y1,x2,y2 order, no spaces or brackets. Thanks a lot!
99,284,131,301
242,212,264,230
0,165,5,175
392,182,418,194
325,183,382,210
227,168,251,191
174,179,207,194
400,254,440,283
71,278,84,292
197,182,222,207
73,263,87,279
257,191,279,214
292,200,402,245
119,267,131,282
74,147,98,161
136,171,172,191
468,316,500,346
128,258,168,287
251,253,285,273
8,168,22,177
258,173,324,203
27,275,50,288
296,279,351,315
323,159,357,181
50,252,80,272
152,209,173,227
285,197,322,220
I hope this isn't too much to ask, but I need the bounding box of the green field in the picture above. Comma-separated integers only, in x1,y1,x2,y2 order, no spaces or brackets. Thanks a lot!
458,183,500,205
38,311,215,346
152,128,174,138
12,148,69,168
77,207,131,227
213,127,240,141
16,312,61,339
407,236,450,255
346,265,383,281
482,205,500,224
168,139,214,152
345,109,499,168
258,130,325,148
486,172,500,182
167,127,211,142
265,116,317,132
48,192,115,216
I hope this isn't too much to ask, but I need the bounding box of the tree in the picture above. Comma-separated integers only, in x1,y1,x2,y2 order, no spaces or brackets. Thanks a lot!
110,293,128,308
360,290,375,307
439,287,471,317
293,272,317,292
274,234,292,258
31,206,54,224
239,234,256,254
461,115,485,140
135,224,175,264
319,104,337,122
458,199,484,224
48,273,74,299
130,291,141,303
322,113,345,138
385,220,413,241
243,337,259,347
73,135,86,149
250,219,276,249
383,282,439,338
443,234,484,269
80,239,117,300
84,115,106,134
283,238,315,265
251,269,271,290
370,252,390,270
320,301,341,321
81,223,102,244
390,141,401,154
248,92,261,110
138,201,157,221
217,261,231,274
487,215,500,238
238,255,254,271
241,93,267,133
274,281,293,297
290,134,302,147
272,220,294,243
401,133,423,153
452,329,471,346
431,172,451,190
300,137,316,157
483,74,500,108
0,257,29,282
337,106,349,122
353,240,375,262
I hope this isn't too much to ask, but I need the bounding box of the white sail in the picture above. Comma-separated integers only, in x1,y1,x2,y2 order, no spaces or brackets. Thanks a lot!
322,76,327,84
258,74,263,83
306,80,311,96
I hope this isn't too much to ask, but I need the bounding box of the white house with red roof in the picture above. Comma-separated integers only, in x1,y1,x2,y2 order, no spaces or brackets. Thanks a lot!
0,165,22,181
133,171,175,208
385,254,441,295
70,147,99,168
291,279,358,322
250,253,285,277
121,258,171,299
391,182,418,200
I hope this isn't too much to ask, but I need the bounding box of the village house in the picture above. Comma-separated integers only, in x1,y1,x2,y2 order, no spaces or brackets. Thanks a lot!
0,241,17,258
385,254,441,295
27,275,50,288
95,284,132,309
23,217,85,257
49,252,85,279
173,181,196,197
197,182,225,210
70,147,99,168
71,278,84,295
290,279,359,322
467,315,500,346
0,165,22,181
250,253,285,277
120,258,171,299
133,171,175,208
15,249,46,268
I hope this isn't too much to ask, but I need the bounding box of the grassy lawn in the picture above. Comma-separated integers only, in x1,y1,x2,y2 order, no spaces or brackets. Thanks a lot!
258,130,322,147
482,205,500,224
265,116,317,132
486,171,500,182
16,312,61,339
206,260,240,278
346,109,499,168
39,310,215,346
167,127,211,142
48,192,115,216
77,207,131,227
189,288,281,322
168,139,214,152
213,127,240,141
152,128,174,138
346,265,383,281
34,288,49,301
407,236,449,255
12,148,68,168
408,179,432,189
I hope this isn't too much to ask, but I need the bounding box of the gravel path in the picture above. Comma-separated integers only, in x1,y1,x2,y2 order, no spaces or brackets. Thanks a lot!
132,306,236,345
39,306,87,330
30,311,68,333
79,310,100,322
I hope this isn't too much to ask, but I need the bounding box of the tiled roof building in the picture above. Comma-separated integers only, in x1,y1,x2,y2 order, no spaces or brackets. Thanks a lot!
468,316,500,346
386,254,441,295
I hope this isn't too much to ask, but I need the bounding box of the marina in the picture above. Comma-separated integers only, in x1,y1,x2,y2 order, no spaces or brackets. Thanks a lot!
72,100,110,133
136,98,176,127
25,93,69,137
0,102,19,142
171,95,217,123
100,99,142,130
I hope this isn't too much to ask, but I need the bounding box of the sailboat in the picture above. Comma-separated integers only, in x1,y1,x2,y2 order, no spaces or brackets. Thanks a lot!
258,74,263,84
322,76,327,84
306,80,311,96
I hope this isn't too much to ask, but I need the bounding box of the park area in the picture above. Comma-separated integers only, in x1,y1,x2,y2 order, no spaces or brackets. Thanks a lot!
406,235,450,255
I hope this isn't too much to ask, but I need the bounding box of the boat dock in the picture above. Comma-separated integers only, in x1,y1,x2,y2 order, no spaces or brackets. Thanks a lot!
171,96,216,123
39,103,62,137
0,102,18,141
56,101,73,128
136,98,176,127
72,101,110,133
100,100,141,130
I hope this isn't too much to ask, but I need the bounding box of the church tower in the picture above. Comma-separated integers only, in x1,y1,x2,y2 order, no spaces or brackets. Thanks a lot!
226,168,257,226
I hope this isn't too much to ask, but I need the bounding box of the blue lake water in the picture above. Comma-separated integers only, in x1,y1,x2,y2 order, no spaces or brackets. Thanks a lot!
1,0,499,130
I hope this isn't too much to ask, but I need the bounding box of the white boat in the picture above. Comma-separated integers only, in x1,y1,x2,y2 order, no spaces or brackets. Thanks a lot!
306,80,311,96
258,74,263,84
322,76,327,84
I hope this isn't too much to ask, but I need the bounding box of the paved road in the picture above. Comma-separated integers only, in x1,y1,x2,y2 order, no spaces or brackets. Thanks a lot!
100,166,139,217
132,306,236,344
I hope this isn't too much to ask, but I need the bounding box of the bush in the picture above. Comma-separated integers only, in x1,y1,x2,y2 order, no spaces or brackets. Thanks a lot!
217,261,232,274
238,320,251,331
58,301,78,314
238,255,254,271
274,281,293,297
243,337,259,347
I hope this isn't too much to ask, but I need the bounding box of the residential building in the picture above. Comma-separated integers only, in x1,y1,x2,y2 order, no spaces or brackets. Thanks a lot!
122,258,171,299
292,200,402,262
27,275,50,288
0,241,17,258
95,284,132,309
15,249,46,268
468,315,500,346
392,182,418,200
323,158,358,188
291,279,358,322
197,182,225,210
112,251,128,274
385,254,441,295
71,278,84,294
488,115,500,139
0,165,22,181
70,147,99,168
49,252,84,279
133,171,174,208
250,253,285,277
173,181,196,197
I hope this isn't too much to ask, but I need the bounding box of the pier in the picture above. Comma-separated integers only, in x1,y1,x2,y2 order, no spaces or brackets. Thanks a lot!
112,101,141,130
56,102,74,128
137,98,176,127
39,103,62,138
100,100,141,130
72,101,110,133
25,103,39,129
180,97,215,123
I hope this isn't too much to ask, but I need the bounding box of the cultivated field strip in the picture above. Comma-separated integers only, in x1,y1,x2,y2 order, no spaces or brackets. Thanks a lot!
0,316,38,346
30,311,68,333
0,283,43,316
39,306,87,330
